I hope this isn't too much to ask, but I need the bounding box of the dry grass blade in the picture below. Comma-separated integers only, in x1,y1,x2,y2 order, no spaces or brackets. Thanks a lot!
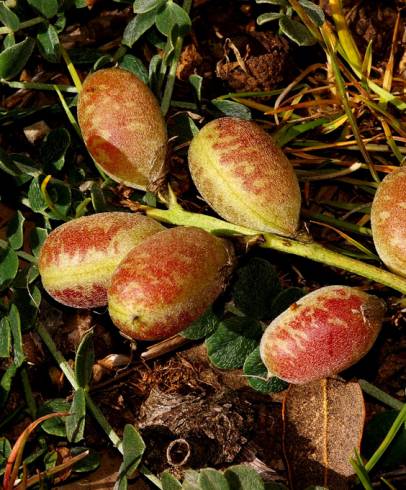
309,219,376,258
60,44,82,93
321,22,406,111
3,412,70,490
265,98,339,115
14,450,90,490
322,33,379,183
361,40,373,79
297,162,362,181
355,96,406,138
380,119,405,164
273,63,324,124
379,11,401,108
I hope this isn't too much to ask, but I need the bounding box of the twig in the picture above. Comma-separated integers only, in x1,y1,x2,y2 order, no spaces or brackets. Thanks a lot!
141,335,190,361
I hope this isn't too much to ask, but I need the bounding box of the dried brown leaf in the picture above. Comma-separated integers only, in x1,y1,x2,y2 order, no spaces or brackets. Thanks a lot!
283,378,365,489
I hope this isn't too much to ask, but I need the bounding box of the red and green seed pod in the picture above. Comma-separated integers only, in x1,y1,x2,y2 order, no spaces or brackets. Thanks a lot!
108,226,235,340
371,166,406,278
260,286,385,384
39,212,165,308
77,68,167,190
188,117,301,235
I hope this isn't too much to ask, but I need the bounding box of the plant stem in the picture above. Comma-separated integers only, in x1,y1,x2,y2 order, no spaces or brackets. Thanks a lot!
143,198,406,294
0,79,77,93
160,0,193,116
36,323,162,489
359,380,404,411
0,16,44,35
60,44,82,92
365,402,406,472
36,323,78,387
20,367,36,419
160,36,183,116
53,86,82,139
350,457,373,490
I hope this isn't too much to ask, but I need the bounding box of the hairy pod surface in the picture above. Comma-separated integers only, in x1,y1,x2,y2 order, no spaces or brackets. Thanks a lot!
77,68,167,189
39,213,165,308
260,286,385,384
188,117,301,235
371,167,406,278
108,226,234,340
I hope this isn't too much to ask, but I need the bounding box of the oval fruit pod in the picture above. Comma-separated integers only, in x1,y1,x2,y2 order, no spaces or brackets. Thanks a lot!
188,117,301,235
39,213,165,308
108,226,235,340
260,286,385,384
77,68,167,190
371,166,406,278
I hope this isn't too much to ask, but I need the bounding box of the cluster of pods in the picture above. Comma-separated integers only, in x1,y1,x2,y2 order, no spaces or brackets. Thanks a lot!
39,67,405,384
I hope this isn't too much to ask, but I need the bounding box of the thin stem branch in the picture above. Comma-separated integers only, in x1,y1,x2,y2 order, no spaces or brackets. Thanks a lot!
160,35,183,116
36,323,162,489
143,196,406,294
0,79,77,93
365,402,406,472
359,379,404,411
20,367,36,419
60,44,82,92
160,0,193,116
0,17,44,35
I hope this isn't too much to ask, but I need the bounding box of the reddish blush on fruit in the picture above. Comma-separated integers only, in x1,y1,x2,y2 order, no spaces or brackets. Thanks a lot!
39,212,164,308
77,68,167,190
260,286,385,384
371,166,406,278
188,117,301,235
108,226,235,340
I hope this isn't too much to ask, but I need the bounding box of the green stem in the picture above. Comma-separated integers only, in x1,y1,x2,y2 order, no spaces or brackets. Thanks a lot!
0,16,44,35
359,380,404,411
350,458,373,490
60,44,82,92
36,323,162,489
143,199,406,294
0,79,77,93
160,35,183,116
20,367,36,419
53,86,82,139
36,323,77,387
365,402,406,472
160,0,192,116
